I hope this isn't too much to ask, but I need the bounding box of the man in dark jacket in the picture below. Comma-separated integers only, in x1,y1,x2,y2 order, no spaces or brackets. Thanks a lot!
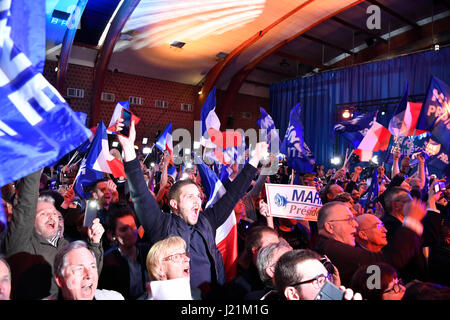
314,199,427,287
116,119,268,297
1,170,104,299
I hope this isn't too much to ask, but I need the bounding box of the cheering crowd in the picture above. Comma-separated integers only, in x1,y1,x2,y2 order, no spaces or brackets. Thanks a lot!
0,118,449,301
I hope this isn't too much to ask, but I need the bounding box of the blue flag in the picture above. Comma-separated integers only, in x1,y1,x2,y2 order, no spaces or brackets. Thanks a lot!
363,168,379,212
416,76,450,151
0,1,92,187
334,111,377,148
280,103,315,173
74,122,108,198
257,107,280,153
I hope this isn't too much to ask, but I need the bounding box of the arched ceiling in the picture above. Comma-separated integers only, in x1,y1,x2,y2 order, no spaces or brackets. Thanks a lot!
46,0,450,125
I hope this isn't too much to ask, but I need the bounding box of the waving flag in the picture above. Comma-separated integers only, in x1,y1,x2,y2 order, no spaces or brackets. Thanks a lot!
362,167,379,212
0,0,92,187
194,153,238,282
107,101,141,134
354,121,391,162
389,83,426,137
156,123,174,166
280,103,315,173
200,87,243,164
334,111,377,149
416,77,450,151
257,107,280,152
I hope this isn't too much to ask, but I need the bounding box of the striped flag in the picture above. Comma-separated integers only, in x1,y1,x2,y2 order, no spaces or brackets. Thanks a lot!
355,121,391,162
155,123,174,166
194,153,238,282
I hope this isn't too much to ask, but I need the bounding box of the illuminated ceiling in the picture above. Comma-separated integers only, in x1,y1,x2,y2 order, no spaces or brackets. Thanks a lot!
47,0,450,100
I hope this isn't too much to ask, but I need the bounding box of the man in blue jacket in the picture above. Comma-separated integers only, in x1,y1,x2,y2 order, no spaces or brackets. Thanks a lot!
116,118,268,297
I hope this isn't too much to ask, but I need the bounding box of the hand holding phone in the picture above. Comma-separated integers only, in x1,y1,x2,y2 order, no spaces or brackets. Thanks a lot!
120,108,132,137
434,181,446,194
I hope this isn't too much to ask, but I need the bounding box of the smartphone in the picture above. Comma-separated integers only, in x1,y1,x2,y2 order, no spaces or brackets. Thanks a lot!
120,108,132,137
315,281,345,300
434,181,446,193
83,199,99,227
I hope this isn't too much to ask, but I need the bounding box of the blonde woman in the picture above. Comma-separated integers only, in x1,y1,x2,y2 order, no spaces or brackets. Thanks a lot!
141,236,201,300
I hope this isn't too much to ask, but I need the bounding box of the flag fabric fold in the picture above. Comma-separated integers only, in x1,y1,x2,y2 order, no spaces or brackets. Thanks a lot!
155,123,174,166
74,121,125,198
107,101,141,134
354,121,391,162
334,110,377,149
388,82,426,137
193,153,238,282
280,103,315,173
257,107,280,153
0,0,92,186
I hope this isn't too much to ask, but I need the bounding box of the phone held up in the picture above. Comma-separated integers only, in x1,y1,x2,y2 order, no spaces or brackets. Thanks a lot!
434,181,446,194
83,199,99,227
120,108,132,137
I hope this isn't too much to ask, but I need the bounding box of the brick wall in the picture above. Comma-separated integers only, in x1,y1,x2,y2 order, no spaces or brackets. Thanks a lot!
43,60,269,148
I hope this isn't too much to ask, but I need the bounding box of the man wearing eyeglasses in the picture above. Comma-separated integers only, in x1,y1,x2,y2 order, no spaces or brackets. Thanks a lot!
274,249,362,300
355,214,388,252
314,199,427,287
116,119,268,298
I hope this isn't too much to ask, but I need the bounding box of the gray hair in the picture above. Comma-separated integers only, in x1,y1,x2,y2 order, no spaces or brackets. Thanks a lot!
54,241,95,278
37,195,55,205
256,238,292,286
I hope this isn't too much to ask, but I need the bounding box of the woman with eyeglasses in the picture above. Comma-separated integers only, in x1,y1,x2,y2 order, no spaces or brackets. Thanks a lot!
350,262,405,300
143,236,201,300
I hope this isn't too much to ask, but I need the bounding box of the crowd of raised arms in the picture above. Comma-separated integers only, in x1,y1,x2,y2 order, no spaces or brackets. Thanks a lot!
0,119,449,301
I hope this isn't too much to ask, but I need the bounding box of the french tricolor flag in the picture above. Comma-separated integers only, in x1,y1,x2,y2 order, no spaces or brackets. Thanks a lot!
155,123,174,166
194,153,238,283
86,121,126,178
200,87,243,164
355,121,392,162
107,101,141,134
388,82,426,137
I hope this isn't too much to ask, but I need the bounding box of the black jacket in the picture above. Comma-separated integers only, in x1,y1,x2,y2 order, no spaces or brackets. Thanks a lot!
124,157,257,290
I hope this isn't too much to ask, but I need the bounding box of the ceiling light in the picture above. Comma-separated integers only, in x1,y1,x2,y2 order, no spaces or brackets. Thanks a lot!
170,41,185,48
342,109,351,119
434,44,440,51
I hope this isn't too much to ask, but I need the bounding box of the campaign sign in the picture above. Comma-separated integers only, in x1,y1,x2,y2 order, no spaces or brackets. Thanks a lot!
265,184,322,221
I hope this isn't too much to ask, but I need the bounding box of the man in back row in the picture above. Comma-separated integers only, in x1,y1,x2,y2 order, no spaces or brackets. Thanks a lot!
116,118,268,298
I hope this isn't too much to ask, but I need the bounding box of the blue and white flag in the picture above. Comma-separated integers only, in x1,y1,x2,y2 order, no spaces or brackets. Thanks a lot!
257,107,280,153
416,76,450,151
0,0,91,186
334,111,377,149
363,167,379,212
280,103,315,173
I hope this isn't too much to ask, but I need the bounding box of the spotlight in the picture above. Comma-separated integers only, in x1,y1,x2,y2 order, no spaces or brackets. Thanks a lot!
142,147,151,154
142,137,148,144
342,109,351,119
330,157,341,165
434,44,440,51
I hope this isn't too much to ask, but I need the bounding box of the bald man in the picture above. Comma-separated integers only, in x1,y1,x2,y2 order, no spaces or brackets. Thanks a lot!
355,214,388,252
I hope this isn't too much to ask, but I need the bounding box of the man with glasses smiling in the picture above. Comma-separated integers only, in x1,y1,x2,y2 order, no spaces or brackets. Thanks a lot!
314,199,427,287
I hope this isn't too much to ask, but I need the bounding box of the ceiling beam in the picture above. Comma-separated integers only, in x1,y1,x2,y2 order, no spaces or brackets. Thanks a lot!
301,33,355,55
194,0,317,121
216,0,365,126
56,0,88,93
244,79,270,88
255,66,292,77
275,51,324,69
331,16,388,44
90,0,141,127
367,0,420,29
